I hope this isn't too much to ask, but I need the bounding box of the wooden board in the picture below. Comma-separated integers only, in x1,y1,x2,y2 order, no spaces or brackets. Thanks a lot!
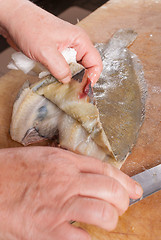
0,0,161,239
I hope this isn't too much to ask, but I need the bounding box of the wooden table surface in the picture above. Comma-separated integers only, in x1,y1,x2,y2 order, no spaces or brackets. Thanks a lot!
0,0,161,239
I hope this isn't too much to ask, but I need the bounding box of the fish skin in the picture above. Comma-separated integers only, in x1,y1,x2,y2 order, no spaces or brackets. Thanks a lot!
33,74,115,162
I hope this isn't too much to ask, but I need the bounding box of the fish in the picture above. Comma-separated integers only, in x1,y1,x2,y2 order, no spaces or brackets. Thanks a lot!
10,29,147,168
10,66,115,164
94,29,147,165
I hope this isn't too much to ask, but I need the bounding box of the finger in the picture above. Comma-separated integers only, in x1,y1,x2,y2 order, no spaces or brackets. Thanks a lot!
66,196,118,231
50,148,143,200
80,47,103,86
94,162,143,200
74,155,143,200
38,46,71,83
73,35,103,85
79,173,129,214
53,222,90,240
86,66,102,86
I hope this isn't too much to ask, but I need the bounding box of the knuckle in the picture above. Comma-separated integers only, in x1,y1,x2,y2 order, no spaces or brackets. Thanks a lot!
118,188,129,213
74,26,90,44
75,26,87,36
77,173,89,196
100,203,109,222
110,179,129,213
108,209,118,231
102,162,113,176
100,204,118,231
110,178,122,197
46,147,62,160
38,45,51,59
52,61,71,80
58,69,71,80
111,180,122,199
122,194,129,213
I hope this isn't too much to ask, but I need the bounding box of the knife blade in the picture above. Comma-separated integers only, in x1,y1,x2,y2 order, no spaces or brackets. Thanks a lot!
130,163,161,205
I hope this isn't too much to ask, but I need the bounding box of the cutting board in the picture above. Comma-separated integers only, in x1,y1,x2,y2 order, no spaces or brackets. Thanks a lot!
0,0,161,239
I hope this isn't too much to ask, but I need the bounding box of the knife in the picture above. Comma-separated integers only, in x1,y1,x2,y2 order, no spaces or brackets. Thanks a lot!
130,163,161,205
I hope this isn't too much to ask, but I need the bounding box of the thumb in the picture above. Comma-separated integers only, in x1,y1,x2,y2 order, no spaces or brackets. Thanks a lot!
37,46,71,83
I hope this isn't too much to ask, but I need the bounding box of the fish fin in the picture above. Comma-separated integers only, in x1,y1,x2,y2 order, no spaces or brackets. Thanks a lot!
96,29,137,57
22,127,46,146
110,29,137,48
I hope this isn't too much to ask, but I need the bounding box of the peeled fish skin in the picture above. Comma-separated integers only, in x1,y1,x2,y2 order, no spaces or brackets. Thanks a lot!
34,75,115,160
10,29,146,168
10,82,110,162
33,75,114,155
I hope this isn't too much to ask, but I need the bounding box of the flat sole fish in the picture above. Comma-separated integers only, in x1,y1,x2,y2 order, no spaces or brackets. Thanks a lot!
95,29,147,166
10,29,147,168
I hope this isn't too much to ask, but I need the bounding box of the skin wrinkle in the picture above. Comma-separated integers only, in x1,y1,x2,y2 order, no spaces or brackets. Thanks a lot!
0,146,142,239
79,173,129,215
100,203,118,230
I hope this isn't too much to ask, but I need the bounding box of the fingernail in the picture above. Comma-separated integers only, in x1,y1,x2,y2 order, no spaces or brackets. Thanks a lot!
135,182,143,196
61,76,71,84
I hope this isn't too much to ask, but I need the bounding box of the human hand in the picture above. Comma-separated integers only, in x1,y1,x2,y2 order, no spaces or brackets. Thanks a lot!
0,147,142,240
0,0,102,85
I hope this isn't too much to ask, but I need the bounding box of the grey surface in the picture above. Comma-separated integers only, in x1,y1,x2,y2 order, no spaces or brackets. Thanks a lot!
130,164,161,205
32,0,108,14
